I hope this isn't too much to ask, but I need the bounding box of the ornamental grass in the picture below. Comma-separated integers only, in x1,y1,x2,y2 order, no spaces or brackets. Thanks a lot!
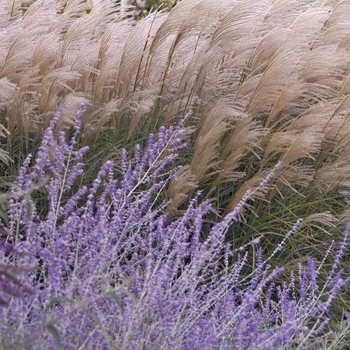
1,0,350,347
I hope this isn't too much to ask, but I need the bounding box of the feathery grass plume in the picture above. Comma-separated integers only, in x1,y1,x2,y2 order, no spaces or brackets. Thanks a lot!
1,105,350,349
0,124,11,166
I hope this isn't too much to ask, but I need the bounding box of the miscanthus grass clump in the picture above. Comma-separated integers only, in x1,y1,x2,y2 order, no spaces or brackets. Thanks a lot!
0,104,349,349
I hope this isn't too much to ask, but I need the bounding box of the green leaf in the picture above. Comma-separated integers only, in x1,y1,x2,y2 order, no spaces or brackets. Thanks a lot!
105,290,124,312
44,296,74,313
46,323,62,348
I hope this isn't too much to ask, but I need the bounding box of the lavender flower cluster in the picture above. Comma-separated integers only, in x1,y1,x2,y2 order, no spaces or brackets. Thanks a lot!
0,104,349,349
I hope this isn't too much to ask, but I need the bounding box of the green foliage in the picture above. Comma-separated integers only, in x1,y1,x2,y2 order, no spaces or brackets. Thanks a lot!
132,0,177,19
